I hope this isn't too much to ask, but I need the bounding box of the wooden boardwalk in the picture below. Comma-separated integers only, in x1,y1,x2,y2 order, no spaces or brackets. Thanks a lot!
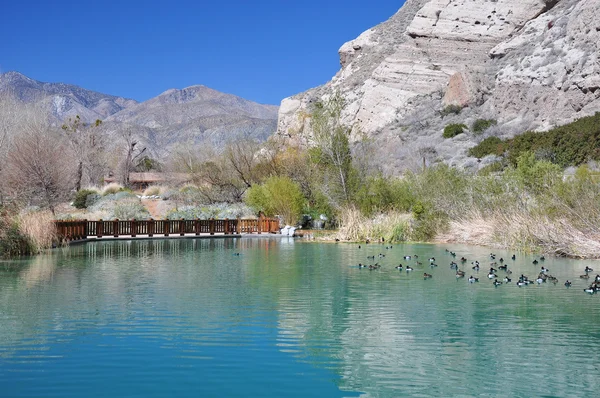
55,218,280,242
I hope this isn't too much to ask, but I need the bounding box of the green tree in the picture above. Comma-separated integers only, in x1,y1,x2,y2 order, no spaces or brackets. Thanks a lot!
245,176,305,225
309,93,358,207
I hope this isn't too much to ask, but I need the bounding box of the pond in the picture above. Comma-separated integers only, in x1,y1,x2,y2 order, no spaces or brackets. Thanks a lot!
1,237,599,397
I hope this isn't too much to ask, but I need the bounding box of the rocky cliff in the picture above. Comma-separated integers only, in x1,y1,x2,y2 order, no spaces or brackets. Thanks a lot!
277,0,600,172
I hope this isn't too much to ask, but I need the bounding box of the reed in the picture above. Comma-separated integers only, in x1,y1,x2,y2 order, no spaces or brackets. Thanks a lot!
17,210,58,253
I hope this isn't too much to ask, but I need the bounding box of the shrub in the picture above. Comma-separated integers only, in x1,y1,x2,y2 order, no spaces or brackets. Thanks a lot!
102,183,125,196
73,189,98,209
143,185,162,197
468,136,505,158
443,123,468,139
245,176,305,225
113,200,151,220
469,112,600,167
471,119,497,134
440,104,463,117
355,176,414,216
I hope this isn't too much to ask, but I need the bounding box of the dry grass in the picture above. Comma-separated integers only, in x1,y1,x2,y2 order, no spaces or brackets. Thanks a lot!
335,207,413,242
102,183,124,196
437,210,600,258
17,210,57,253
143,185,164,197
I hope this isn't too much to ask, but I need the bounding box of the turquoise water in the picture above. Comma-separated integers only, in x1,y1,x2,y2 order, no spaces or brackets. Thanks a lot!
1,237,600,397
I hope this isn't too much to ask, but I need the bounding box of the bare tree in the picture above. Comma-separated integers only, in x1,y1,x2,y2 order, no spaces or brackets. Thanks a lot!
61,115,104,190
3,123,75,214
118,125,146,186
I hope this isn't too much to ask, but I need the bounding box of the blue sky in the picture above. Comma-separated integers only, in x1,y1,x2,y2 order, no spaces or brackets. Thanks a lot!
0,0,404,105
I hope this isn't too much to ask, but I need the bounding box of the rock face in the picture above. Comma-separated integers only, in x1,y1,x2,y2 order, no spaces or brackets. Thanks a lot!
277,0,600,172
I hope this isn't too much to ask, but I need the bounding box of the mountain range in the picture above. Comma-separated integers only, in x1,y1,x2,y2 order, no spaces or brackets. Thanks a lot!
0,71,278,152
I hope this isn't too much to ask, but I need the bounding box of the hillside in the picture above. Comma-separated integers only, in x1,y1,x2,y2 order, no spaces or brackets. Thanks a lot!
0,72,279,156
277,0,600,173
0,71,138,122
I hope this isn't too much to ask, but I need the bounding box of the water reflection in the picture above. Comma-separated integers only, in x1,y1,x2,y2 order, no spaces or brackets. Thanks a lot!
0,239,599,397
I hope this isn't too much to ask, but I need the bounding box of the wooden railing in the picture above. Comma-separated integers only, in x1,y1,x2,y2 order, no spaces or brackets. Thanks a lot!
55,218,280,242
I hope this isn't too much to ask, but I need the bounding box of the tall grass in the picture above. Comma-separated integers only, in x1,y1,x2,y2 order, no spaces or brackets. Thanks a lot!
17,210,58,253
344,154,600,257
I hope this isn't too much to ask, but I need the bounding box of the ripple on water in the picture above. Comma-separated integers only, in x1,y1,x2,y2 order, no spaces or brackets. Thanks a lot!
1,240,600,397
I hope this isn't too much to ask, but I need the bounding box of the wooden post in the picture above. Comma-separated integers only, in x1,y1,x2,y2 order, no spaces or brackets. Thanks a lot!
113,219,119,237
195,218,200,235
180,218,185,236
83,219,88,238
131,219,137,237
224,218,229,235
209,218,215,235
97,220,103,238
164,220,169,236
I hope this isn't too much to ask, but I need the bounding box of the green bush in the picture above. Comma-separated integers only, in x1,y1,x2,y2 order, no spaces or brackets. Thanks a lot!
471,119,497,134
468,112,600,167
245,176,306,225
440,104,463,117
443,123,467,139
73,189,97,209
355,176,414,216
468,136,504,158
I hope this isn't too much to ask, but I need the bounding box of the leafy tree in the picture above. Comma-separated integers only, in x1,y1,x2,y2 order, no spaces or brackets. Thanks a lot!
245,176,305,225
309,93,358,207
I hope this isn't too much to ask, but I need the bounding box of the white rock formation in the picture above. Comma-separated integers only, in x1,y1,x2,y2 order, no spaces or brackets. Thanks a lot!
277,0,600,172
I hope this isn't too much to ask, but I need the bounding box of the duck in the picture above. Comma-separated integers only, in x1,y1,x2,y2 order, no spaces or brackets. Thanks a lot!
395,264,403,270
585,266,593,273
490,253,496,260
493,279,502,286
516,281,527,287
532,259,539,265
468,276,479,283
450,252,456,257
423,273,433,279
540,256,545,261
472,264,480,271
564,280,572,287
536,277,544,284
450,262,459,269
498,264,508,271
596,275,600,282
367,255,375,260
580,274,590,279
460,257,467,263
404,255,412,260
499,258,504,263
358,263,367,269
429,257,436,262
430,263,438,268
511,254,516,260
488,272,497,279
540,266,549,273
406,266,414,272
456,270,466,278
503,277,512,283
584,287,596,294
358,245,361,249
489,266,497,273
